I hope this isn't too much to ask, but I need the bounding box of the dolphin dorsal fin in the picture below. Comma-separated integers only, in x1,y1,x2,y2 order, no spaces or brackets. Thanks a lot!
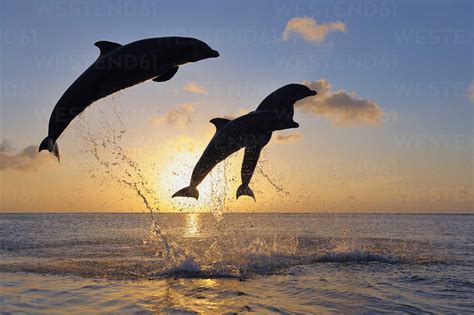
94,41,121,56
210,118,230,131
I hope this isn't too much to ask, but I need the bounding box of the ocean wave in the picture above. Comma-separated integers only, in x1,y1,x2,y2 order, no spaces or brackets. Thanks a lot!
0,248,420,280
314,250,400,264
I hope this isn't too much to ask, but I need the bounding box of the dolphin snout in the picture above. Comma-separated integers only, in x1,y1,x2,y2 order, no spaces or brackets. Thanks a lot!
309,90,317,96
209,50,220,58
290,120,299,128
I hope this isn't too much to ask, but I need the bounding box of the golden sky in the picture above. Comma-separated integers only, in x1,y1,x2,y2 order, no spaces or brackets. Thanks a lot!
1,1,473,213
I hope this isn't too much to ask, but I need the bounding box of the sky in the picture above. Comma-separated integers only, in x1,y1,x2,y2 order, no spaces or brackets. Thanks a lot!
0,0,473,213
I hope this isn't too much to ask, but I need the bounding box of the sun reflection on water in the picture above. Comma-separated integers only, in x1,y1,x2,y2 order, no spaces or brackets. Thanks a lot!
184,212,200,238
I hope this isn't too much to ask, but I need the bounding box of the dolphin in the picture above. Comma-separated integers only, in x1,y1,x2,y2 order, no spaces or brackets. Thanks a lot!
172,84,317,200
39,37,219,161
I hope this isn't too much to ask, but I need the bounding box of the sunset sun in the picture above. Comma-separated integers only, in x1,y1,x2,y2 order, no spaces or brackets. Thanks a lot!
158,150,231,213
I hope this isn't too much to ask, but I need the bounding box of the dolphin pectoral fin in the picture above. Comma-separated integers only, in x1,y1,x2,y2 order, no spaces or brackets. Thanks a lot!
236,185,256,201
153,66,179,82
39,137,60,162
172,186,199,199
210,118,231,131
94,41,122,56
238,145,265,200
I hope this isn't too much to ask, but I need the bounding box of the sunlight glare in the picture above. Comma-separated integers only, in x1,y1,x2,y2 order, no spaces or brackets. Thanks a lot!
158,151,230,213
184,212,200,237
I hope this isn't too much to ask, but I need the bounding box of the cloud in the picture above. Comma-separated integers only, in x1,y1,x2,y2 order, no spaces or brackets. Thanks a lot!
297,79,383,126
283,17,346,43
183,81,207,94
0,141,13,152
468,80,474,103
152,103,197,127
275,132,304,144
0,142,48,171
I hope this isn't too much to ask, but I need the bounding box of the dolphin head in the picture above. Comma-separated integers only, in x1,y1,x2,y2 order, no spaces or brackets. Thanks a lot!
276,84,316,128
286,84,317,127
256,84,317,129
169,37,219,64
280,84,317,102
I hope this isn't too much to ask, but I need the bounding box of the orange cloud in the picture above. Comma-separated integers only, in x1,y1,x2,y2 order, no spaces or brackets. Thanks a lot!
298,79,383,126
183,81,207,94
152,103,197,127
274,132,304,144
0,142,49,171
283,17,346,43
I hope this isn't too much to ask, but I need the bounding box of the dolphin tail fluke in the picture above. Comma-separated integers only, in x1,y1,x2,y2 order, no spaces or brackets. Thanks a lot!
172,186,199,199
39,137,60,162
236,185,255,201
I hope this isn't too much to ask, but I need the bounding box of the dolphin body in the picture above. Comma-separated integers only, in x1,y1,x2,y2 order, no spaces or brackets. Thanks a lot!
39,37,219,161
172,84,317,200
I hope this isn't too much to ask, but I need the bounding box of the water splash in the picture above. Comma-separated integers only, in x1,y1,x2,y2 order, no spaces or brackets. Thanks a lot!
256,152,290,196
72,105,246,269
208,159,229,222
70,104,315,276
74,106,183,261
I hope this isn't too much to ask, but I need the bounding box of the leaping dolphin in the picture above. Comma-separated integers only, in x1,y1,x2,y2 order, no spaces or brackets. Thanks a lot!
39,37,219,161
172,84,317,200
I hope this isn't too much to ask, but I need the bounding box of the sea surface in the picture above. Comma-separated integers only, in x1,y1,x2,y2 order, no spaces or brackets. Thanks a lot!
0,213,473,313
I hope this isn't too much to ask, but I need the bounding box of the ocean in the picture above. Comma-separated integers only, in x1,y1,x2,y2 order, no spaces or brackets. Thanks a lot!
1,213,473,313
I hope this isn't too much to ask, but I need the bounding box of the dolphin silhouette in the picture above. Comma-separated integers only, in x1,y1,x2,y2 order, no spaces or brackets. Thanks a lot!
39,37,219,161
172,84,317,200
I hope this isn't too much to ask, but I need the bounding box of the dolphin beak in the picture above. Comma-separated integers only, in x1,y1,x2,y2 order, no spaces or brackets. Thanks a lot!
209,50,220,58
310,90,317,96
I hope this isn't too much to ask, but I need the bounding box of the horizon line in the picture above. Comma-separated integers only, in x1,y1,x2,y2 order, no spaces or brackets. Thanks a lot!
0,211,472,215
